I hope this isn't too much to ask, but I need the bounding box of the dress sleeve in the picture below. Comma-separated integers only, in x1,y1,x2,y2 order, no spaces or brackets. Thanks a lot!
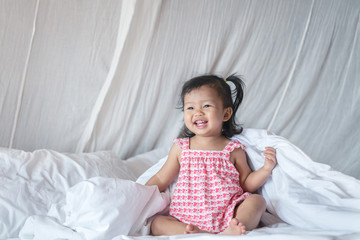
173,138,190,150
224,139,246,152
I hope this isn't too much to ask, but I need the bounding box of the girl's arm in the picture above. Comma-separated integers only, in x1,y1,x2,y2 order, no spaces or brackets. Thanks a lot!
145,144,181,192
233,147,277,193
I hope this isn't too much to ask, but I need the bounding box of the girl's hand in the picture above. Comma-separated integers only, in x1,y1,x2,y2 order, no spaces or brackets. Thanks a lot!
263,147,277,172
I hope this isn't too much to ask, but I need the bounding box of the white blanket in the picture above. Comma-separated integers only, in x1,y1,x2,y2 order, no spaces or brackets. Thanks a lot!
1,129,360,239
0,149,137,239
233,129,360,231
19,178,169,240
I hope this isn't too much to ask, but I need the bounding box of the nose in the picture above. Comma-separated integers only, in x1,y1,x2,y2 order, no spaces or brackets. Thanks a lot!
194,109,204,117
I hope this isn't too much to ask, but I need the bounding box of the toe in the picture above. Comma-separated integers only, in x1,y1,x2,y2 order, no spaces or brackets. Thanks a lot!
231,218,240,225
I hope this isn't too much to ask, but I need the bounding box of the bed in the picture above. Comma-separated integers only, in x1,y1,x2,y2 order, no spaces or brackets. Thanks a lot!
1,0,360,239
1,129,359,240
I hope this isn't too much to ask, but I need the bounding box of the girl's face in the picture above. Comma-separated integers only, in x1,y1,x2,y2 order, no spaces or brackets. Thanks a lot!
183,85,232,138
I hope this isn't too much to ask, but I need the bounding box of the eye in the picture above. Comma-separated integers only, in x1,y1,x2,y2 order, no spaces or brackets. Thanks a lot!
186,106,194,110
203,104,211,108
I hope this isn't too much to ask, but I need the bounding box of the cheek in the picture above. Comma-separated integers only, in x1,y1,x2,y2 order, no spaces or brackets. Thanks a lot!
183,113,192,124
212,111,225,121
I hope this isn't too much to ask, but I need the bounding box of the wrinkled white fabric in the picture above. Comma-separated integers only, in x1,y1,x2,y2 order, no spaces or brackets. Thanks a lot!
0,0,359,180
233,129,360,231
0,148,135,239
19,177,169,240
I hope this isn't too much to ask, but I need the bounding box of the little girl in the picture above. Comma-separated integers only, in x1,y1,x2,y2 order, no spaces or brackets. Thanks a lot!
146,74,277,235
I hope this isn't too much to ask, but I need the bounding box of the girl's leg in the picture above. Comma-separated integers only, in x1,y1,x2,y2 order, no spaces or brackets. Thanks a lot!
150,215,210,236
222,194,266,235
236,194,266,230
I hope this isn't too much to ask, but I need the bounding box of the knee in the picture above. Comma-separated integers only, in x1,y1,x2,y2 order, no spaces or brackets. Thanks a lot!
247,194,266,211
150,216,164,235
150,215,175,236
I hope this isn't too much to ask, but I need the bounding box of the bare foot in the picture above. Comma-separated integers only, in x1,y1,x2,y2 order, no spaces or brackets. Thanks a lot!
184,224,210,234
221,218,246,235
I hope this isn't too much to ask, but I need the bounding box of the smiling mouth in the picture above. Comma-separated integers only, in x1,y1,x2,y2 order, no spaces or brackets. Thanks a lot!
194,120,208,127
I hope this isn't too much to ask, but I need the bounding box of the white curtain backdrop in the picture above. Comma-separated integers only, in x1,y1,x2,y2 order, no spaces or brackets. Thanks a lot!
0,0,359,179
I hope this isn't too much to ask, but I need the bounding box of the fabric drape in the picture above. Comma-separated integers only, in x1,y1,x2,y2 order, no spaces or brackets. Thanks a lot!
0,0,359,178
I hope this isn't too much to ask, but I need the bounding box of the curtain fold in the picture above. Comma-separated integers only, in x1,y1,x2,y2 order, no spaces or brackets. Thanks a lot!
0,0,359,178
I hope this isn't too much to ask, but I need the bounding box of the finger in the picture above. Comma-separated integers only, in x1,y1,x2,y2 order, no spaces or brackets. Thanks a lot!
265,146,275,151
264,147,276,153
264,149,276,156
264,151,276,158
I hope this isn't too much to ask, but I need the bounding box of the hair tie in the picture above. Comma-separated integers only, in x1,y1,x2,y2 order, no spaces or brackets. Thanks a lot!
224,78,227,82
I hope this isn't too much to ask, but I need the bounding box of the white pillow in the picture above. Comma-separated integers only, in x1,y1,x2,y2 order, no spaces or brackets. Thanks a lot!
136,156,168,185
124,147,169,179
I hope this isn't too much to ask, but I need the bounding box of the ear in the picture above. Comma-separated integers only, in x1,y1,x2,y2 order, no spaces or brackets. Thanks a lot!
223,107,233,122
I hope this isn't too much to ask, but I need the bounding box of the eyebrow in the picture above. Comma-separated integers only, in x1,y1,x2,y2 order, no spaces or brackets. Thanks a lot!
184,99,216,105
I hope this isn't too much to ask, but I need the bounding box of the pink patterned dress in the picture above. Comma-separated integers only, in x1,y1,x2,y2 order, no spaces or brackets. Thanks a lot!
169,138,251,233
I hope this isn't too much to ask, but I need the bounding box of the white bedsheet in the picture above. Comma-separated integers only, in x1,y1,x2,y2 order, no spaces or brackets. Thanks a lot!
1,129,360,240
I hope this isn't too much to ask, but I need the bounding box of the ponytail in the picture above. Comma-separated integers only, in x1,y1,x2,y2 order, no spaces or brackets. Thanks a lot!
222,73,245,137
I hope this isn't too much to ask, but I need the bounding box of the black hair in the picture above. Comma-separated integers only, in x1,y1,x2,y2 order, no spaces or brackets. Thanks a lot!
179,74,245,138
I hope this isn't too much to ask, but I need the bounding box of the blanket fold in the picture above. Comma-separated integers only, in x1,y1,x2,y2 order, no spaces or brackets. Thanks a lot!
19,177,169,240
233,129,360,232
